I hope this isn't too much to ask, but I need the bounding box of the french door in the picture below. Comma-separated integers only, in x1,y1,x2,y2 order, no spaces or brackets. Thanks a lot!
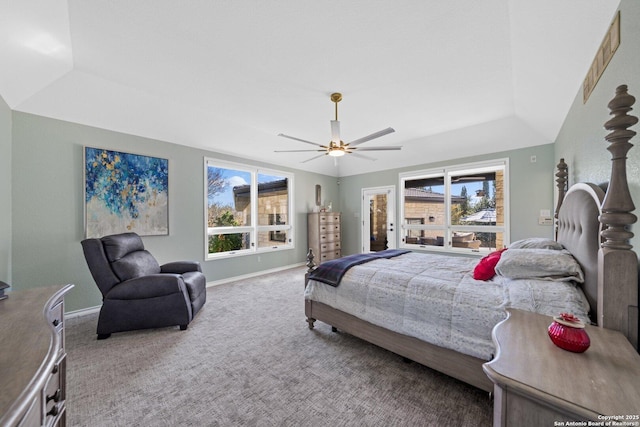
361,186,396,252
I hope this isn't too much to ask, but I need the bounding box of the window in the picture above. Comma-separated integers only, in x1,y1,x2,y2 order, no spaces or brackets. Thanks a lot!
399,159,508,253
404,218,425,244
205,159,294,259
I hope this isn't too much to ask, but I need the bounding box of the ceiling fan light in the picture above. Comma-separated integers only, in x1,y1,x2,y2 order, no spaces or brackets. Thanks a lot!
276,92,398,163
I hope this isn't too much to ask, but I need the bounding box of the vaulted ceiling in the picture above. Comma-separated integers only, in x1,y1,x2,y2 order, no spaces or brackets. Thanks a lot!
1,1,620,176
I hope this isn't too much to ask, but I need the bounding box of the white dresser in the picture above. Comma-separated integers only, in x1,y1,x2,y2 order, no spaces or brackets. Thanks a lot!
308,212,342,264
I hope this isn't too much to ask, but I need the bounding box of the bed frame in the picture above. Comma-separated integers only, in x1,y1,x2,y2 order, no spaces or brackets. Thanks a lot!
304,85,639,392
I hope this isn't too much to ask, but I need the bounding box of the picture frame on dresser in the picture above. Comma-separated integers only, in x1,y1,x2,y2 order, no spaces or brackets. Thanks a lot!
315,184,321,207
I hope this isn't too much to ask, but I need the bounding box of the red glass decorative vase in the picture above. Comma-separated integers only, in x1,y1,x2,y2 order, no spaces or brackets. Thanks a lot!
547,313,591,353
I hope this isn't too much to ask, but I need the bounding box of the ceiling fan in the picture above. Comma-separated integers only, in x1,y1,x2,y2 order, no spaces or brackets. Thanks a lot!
276,93,400,163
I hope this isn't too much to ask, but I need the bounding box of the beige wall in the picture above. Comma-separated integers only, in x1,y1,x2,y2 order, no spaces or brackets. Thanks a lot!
404,199,447,242
257,191,289,248
495,170,504,249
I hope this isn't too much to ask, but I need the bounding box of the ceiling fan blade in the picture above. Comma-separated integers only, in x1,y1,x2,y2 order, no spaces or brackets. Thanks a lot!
349,152,378,161
274,149,326,153
301,153,328,163
347,127,395,147
352,146,402,151
277,133,325,148
330,120,341,143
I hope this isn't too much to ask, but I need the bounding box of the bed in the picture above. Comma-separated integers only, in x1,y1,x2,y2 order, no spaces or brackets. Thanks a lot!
303,85,639,392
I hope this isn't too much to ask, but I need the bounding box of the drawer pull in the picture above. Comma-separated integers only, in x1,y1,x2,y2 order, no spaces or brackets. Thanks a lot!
47,405,59,417
47,389,61,403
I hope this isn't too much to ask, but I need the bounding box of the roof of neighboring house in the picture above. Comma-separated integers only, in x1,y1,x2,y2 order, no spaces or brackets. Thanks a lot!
404,188,466,204
233,178,288,210
461,209,496,223
233,178,288,198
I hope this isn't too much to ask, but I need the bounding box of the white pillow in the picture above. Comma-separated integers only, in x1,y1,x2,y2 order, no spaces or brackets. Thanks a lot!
509,237,563,250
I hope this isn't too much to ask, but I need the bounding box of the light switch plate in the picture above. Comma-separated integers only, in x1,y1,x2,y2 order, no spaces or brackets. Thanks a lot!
539,216,553,225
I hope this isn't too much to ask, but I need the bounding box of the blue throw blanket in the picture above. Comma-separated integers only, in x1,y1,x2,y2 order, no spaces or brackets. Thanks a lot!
308,249,410,287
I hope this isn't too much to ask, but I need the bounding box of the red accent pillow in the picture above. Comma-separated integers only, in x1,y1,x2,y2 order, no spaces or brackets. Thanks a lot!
473,248,507,281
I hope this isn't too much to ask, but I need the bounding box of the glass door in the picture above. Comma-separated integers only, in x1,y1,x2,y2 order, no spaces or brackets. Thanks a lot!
362,186,396,252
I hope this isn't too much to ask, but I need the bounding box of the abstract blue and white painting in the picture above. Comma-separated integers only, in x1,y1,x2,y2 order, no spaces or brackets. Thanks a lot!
84,147,169,238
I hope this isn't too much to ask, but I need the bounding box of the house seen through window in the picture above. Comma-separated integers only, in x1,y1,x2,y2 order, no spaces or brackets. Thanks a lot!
205,158,293,258
399,159,508,253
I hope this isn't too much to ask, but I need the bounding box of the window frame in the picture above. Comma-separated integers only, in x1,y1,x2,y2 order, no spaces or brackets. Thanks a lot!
399,158,509,254
204,158,294,260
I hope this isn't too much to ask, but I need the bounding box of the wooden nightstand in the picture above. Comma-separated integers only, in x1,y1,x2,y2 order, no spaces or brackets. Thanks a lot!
483,309,640,426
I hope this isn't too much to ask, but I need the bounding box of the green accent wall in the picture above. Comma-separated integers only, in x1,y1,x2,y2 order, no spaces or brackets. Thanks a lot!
8,110,556,313
338,144,556,256
555,0,640,251
0,95,11,284
10,112,339,312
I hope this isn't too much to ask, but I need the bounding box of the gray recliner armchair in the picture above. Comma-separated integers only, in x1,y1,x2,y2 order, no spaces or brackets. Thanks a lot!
81,232,206,339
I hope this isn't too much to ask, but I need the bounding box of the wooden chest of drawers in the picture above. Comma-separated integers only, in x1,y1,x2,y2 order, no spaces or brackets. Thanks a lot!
308,212,342,264
0,284,74,427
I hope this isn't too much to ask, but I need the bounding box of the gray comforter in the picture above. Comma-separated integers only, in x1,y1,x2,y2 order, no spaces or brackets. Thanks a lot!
304,251,590,360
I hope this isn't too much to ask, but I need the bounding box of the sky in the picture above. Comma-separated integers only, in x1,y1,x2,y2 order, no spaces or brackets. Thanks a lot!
208,166,283,207
210,165,491,208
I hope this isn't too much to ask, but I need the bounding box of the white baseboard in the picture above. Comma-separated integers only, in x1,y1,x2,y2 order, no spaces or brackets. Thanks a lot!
66,305,101,320
206,262,305,287
65,262,306,318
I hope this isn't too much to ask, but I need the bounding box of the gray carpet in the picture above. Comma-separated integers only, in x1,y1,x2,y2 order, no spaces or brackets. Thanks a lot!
66,266,492,426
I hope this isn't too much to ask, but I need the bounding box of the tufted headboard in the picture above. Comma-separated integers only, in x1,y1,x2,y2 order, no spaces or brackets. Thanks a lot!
556,183,605,324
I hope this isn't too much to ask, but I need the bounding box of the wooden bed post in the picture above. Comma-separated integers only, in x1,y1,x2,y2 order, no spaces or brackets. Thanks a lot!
305,249,317,329
304,248,317,289
598,84,639,349
554,158,568,240
306,248,316,273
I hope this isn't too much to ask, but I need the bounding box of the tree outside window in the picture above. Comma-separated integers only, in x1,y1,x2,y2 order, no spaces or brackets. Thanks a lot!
400,160,508,252
205,159,293,258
